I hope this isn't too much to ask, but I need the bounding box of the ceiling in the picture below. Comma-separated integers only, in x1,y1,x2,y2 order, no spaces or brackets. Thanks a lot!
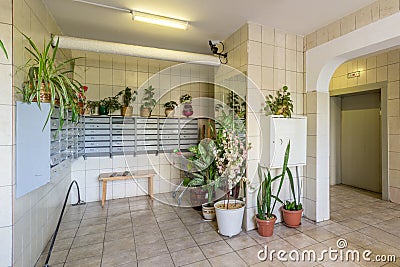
44,0,377,54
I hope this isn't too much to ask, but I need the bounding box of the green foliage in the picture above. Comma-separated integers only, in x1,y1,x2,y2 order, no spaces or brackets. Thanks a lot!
180,94,192,103
100,95,122,114
117,87,137,107
283,165,303,211
228,91,246,118
163,101,178,109
18,34,82,131
86,100,99,114
265,85,293,118
257,142,291,220
141,85,156,110
0,40,8,59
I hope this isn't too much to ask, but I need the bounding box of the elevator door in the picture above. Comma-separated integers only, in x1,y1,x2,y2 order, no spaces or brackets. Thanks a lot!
341,92,381,193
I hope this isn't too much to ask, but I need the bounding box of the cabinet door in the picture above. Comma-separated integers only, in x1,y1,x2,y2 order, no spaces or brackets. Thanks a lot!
16,102,50,198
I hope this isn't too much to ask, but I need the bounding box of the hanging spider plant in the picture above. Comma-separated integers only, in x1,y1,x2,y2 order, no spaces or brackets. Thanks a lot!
18,34,82,130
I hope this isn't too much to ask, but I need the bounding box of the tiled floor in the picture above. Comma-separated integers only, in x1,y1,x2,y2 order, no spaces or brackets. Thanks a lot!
35,185,400,267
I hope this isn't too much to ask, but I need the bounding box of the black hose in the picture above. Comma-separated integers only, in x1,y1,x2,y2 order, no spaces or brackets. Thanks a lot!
43,180,86,267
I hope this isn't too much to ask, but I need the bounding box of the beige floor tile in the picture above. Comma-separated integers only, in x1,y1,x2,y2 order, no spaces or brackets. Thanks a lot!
193,230,223,246
137,253,174,267
322,222,353,235
303,227,337,242
200,240,233,258
236,244,264,265
339,219,369,230
76,224,106,237
342,231,378,247
52,237,73,252
80,216,107,227
166,236,197,252
103,237,135,256
101,249,136,267
72,232,105,248
246,229,281,244
136,240,168,260
184,260,212,267
64,255,102,267
104,227,133,242
284,233,318,249
67,243,103,262
186,222,214,235
171,247,206,266
225,233,258,250
162,225,191,240
47,249,69,265
274,224,302,238
208,252,247,267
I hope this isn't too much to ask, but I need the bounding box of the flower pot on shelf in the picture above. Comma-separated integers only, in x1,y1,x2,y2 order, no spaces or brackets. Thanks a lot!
32,82,51,103
202,203,216,221
165,108,174,117
214,199,245,237
98,105,108,115
255,214,277,237
281,207,303,228
182,103,193,117
140,107,151,117
121,106,133,117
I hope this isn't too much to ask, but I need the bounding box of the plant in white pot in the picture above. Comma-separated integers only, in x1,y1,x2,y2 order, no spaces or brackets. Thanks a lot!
214,111,250,237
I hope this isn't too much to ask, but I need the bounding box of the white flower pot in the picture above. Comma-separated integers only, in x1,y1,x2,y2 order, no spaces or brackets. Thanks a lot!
214,200,245,237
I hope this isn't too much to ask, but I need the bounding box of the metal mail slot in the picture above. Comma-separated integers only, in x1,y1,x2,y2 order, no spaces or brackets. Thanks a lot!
160,140,179,145
179,134,198,139
112,117,135,124
112,135,135,141
160,118,179,124
136,129,157,135
180,124,198,130
112,146,135,153
160,124,179,130
112,124,136,129
112,129,135,135
136,146,158,152
85,117,110,123
112,141,135,147
179,144,193,150
85,135,110,141
180,129,198,134
51,119,60,130
136,118,158,124
85,123,110,129
180,139,198,145
85,129,110,135
135,124,158,129
136,135,158,141
60,130,68,139
160,145,178,151
85,141,110,148
160,135,178,140
85,147,110,154
160,129,179,134
136,140,158,146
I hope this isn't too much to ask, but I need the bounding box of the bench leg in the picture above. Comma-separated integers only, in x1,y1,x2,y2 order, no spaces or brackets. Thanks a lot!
148,175,154,201
102,180,107,208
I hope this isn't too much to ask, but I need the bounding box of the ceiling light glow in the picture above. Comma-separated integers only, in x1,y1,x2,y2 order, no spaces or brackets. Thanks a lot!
132,11,188,30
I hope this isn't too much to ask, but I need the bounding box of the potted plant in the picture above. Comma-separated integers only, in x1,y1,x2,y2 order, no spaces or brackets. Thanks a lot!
117,87,137,117
0,39,8,59
78,86,88,115
213,111,250,237
104,95,122,115
180,94,193,117
256,142,290,237
98,99,108,115
281,163,303,228
163,101,178,117
265,85,293,117
17,34,82,130
140,85,156,117
86,100,99,115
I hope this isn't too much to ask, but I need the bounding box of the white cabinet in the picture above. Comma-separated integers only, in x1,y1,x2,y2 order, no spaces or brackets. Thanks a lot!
261,115,307,168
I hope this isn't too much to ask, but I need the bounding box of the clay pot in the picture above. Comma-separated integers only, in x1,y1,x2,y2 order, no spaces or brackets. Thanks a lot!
202,203,216,220
121,106,133,117
281,207,303,228
255,215,277,237
32,82,51,103
140,107,151,117
165,108,174,117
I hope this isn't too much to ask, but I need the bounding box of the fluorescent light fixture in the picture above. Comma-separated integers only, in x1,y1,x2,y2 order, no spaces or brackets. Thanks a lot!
132,11,188,30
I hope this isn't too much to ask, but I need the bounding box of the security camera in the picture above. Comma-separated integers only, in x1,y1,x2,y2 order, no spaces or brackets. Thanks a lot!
208,40,228,63
209,40,221,46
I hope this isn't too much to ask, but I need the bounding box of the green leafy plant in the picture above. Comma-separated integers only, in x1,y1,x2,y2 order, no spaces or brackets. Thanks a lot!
265,85,293,118
141,85,156,110
180,94,192,103
163,101,178,109
18,34,82,130
86,100,99,114
102,95,122,114
0,39,8,59
117,87,137,107
257,142,291,220
228,91,246,118
284,165,303,211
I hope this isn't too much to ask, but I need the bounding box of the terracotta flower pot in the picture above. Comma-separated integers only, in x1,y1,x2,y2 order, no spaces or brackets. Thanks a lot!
255,215,277,237
140,107,152,117
281,207,303,228
121,106,133,117
32,82,51,103
165,108,174,117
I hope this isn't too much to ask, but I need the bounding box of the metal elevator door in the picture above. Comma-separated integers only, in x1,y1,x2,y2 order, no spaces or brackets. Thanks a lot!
341,92,381,193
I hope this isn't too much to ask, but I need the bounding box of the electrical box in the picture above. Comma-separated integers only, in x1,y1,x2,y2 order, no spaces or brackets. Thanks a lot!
261,115,307,168
16,102,51,198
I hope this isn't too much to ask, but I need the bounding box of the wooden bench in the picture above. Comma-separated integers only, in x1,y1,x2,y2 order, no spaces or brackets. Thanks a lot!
98,170,155,208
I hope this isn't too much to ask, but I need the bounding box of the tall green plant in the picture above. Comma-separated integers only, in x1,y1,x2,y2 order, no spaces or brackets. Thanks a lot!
141,85,156,110
257,142,291,220
19,34,82,130
0,40,8,59
284,167,303,211
117,87,137,107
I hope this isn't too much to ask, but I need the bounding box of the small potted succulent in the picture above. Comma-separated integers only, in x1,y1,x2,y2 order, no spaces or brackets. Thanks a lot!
117,87,137,117
140,85,156,117
163,101,178,117
265,85,293,117
180,94,193,117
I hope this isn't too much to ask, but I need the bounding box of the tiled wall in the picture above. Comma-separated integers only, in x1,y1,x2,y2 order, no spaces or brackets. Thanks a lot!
71,51,216,202
0,0,14,266
306,0,399,50
11,0,75,266
330,49,400,203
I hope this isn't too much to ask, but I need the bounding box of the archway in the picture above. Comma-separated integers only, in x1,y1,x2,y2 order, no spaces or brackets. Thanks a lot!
306,12,400,222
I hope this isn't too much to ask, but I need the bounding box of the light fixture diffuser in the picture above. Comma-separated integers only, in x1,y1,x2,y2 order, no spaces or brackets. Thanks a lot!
132,11,188,30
